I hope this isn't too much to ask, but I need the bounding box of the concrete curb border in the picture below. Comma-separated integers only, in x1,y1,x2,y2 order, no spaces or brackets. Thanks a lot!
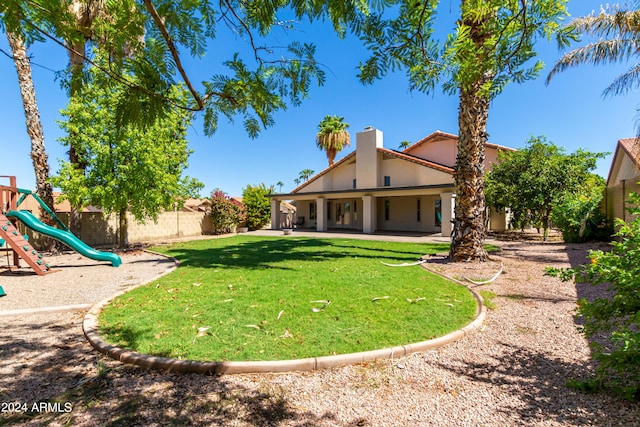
84,253,487,375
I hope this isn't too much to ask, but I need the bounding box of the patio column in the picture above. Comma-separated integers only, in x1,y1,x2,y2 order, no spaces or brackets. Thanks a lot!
362,195,376,234
316,197,326,231
440,192,455,238
270,199,280,229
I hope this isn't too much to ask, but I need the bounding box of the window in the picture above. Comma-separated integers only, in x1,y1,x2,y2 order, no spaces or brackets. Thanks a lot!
384,176,391,187
384,199,390,221
354,200,358,221
353,179,357,189
327,202,332,220
417,198,421,222
310,202,316,220
435,199,442,227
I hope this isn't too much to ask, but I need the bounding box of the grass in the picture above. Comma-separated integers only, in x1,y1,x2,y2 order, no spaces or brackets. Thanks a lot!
98,235,478,362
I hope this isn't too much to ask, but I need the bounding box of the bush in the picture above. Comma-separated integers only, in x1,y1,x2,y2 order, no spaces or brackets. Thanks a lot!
242,183,273,230
210,190,245,234
547,192,640,400
551,177,611,243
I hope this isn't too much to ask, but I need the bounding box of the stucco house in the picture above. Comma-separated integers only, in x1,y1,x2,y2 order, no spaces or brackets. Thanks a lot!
269,127,513,237
606,137,640,223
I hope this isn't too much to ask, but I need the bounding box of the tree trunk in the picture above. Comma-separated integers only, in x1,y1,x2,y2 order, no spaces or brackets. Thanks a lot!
449,79,490,262
67,38,87,238
6,31,57,252
66,0,105,238
118,206,128,248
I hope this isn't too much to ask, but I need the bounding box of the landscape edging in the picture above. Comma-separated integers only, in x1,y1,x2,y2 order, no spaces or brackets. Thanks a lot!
83,252,487,374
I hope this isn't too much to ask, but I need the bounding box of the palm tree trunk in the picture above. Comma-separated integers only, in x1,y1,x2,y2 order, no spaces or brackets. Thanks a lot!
6,31,57,251
449,79,490,262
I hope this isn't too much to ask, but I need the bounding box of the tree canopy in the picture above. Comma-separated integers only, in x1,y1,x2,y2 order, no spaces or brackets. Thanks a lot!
485,136,605,240
0,0,375,138
52,66,203,247
316,115,351,166
547,2,640,135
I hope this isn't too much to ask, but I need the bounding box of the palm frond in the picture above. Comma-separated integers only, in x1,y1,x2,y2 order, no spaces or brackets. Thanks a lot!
547,39,640,83
570,7,640,40
603,63,640,97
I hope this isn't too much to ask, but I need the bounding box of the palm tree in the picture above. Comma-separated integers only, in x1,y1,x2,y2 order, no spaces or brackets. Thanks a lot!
398,140,412,150
6,31,57,250
547,4,640,134
294,178,301,187
298,169,314,182
316,115,351,166
276,181,284,193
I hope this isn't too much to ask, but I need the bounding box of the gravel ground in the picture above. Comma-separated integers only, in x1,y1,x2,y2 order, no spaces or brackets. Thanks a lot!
1,234,639,426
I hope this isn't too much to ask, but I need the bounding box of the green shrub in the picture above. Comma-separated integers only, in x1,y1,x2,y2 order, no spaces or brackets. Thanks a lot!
551,176,611,243
547,192,640,400
242,183,273,230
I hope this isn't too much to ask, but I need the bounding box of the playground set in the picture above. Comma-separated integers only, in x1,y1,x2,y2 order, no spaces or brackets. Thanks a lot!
0,175,121,281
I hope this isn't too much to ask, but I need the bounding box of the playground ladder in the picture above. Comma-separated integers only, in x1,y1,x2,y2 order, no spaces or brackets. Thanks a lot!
0,213,50,275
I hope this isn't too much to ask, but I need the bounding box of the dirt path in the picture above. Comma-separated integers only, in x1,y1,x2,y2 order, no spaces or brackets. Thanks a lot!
0,238,638,426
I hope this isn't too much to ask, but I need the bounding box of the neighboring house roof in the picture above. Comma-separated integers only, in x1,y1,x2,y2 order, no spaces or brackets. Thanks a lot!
280,201,296,212
183,198,212,212
20,193,212,214
19,192,102,213
607,137,640,186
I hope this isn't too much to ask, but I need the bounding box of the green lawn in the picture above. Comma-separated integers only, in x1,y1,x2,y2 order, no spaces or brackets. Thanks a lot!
98,236,478,362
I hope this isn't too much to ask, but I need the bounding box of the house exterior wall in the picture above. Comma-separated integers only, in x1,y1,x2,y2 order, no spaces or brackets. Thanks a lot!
331,162,357,190
606,144,640,226
609,153,640,186
606,178,640,224
381,158,454,187
356,128,383,188
407,137,457,167
407,137,503,171
376,195,441,232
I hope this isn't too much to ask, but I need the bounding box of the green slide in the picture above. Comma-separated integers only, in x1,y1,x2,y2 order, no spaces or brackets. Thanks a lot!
6,210,122,267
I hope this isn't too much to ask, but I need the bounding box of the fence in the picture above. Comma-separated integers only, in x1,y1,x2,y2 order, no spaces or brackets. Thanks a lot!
23,210,213,250
606,178,640,226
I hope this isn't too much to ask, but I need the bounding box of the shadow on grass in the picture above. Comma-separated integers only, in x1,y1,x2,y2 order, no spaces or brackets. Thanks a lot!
0,315,345,426
161,236,447,270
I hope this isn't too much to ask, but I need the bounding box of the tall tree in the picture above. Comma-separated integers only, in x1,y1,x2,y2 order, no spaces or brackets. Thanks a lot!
316,115,351,166
358,0,571,261
63,0,108,237
485,136,605,240
299,169,315,181
5,30,57,249
547,3,640,135
52,66,203,248
398,140,412,150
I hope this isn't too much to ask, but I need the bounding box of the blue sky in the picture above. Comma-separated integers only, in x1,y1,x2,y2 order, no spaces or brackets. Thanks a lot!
0,1,637,198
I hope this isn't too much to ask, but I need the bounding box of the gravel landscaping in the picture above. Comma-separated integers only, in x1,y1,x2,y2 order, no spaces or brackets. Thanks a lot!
1,233,639,426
